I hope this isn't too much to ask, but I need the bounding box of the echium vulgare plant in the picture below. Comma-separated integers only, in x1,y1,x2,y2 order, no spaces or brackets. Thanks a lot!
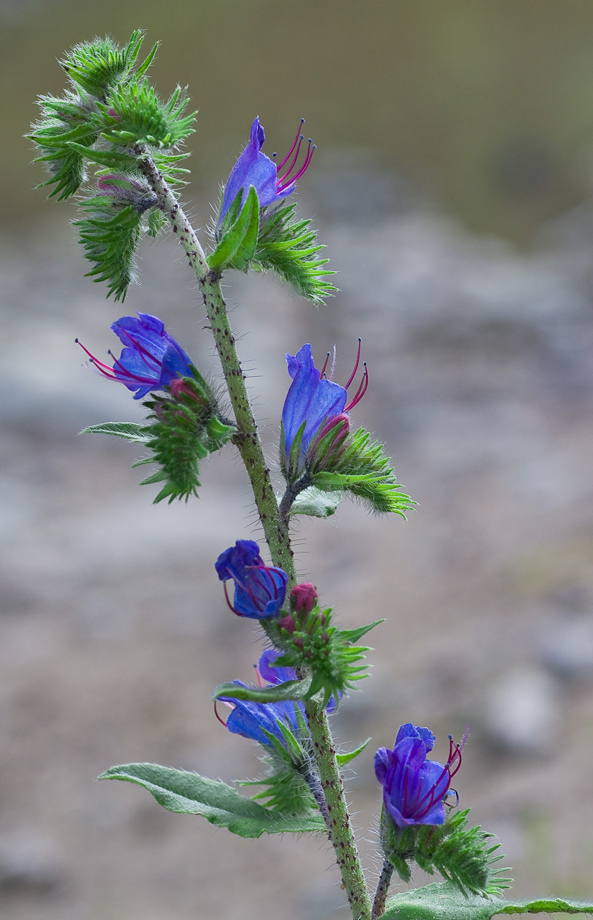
30,31,593,920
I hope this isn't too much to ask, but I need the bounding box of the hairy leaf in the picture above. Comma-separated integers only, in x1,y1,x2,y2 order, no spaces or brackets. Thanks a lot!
252,200,336,305
312,427,414,516
382,882,593,920
208,186,260,272
212,675,313,704
99,763,326,837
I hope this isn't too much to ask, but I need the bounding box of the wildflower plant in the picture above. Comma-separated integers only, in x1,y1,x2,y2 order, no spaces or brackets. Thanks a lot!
30,31,593,920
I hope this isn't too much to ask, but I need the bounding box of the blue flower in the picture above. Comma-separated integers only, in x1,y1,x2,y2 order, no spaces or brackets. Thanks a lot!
77,312,193,400
374,723,465,830
216,650,302,748
219,684,301,747
215,539,288,619
216,649,340,750
281,341,368,478
219,116,315,224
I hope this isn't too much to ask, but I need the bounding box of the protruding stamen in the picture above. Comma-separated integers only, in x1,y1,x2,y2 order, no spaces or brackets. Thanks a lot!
345,362,368,411
345,338,362,389
320,351,331,378
285,140,315,186
214,700,230,727
276,118,306,172
277,135,304,186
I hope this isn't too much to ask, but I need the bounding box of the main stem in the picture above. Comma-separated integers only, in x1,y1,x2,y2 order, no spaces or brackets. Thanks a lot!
140,154,370,920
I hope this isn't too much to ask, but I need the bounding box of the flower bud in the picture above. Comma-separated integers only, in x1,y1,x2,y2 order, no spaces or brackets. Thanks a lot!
290,582,318,616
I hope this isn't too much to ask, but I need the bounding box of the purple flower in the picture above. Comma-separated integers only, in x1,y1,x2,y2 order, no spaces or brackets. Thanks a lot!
219,116,315,224
216,649,338,749
215,539,288,619
216,650,302,748
77,312,193,400
374,723,466,830
282,341,368,477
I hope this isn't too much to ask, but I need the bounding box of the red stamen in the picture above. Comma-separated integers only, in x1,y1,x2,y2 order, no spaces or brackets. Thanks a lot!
344,339,362,389
284,140,315,186
345,363,368,411
276,118,306,172
320,351,331,379
223,580,238,614
277,135,304,186
214,700,230,727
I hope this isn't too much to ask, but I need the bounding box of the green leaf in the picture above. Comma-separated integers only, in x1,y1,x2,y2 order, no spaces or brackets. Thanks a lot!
241,766,317,814
207,186,260,272
98,80,196,150
336,738,371,767
252,200,337,305
382,883,593,919
81,421,149,442
98,763,326,837
497,899,593,914
65,141,137,172
60,31,156,98
212,675,313,704
383,882,501,920
312,427,415,516
288,486,342,518
74,198,144,300
338,619,384,644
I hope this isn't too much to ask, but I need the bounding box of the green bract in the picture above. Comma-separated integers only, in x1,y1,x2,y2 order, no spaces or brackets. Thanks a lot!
268,610,383,708
381,807,511,896
83,370,235,503
312,427,415,516
29,31,195,301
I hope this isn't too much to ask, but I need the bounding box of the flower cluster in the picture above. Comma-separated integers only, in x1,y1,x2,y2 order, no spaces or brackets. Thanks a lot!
282,341,368,480
374,723,465,830
219,117,315,224
215,540,288,619
77,312,193,399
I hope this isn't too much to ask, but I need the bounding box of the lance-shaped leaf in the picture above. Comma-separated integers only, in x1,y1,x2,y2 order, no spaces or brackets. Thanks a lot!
336,738,371,767
212,675,313,705
99,763,326,837
82,421,149,442
208,186,260,273
312,427,414,516
382,882,593,920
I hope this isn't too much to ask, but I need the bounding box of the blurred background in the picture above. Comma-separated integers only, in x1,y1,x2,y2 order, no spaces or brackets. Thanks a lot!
3,1,593,918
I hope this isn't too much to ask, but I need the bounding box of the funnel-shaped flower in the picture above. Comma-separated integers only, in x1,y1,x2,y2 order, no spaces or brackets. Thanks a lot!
375,723,465,829
281,341,368,479
215,539,288,619
219,116,315,224
77,312,193,400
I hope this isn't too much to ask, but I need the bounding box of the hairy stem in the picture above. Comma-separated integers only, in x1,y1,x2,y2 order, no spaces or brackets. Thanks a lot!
371,860,394,919
306,701,372,920
140,153,370,919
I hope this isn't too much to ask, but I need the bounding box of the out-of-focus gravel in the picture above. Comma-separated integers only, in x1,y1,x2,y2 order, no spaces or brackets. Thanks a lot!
2,196,593,919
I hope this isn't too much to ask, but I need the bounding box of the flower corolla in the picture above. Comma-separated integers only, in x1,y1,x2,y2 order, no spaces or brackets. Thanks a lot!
374,723,465,830
215,539,288,619
281,341,368,478
219,116,315,224
216,650,337,749
77,312,193,400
